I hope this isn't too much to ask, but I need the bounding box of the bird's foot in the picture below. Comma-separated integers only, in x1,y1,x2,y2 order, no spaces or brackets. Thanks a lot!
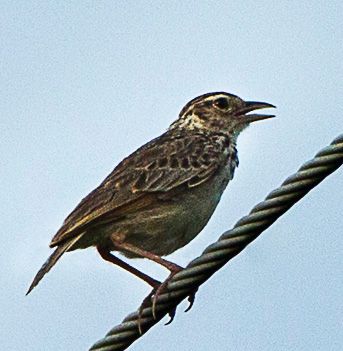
137,275,177,333
151,270,180,320
151,271,198,323
137,268,198,333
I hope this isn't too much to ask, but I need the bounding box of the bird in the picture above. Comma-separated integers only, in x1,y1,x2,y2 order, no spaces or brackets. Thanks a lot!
27,91,275,311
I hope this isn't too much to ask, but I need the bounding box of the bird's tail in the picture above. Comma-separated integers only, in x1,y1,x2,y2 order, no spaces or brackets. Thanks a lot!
26,233,83,295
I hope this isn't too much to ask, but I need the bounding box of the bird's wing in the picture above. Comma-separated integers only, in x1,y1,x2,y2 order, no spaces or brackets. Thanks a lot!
50,132,233,246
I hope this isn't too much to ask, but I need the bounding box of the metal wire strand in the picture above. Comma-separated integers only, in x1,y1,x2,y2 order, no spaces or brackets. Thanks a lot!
89,134,343,351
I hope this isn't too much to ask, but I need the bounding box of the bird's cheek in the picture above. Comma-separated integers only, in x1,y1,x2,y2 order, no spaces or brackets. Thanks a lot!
209,118,225,130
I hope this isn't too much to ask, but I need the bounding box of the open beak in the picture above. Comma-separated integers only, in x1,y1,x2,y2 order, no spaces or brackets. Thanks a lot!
235,101,276,123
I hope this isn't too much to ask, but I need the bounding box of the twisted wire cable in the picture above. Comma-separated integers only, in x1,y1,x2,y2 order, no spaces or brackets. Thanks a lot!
89,134,343,351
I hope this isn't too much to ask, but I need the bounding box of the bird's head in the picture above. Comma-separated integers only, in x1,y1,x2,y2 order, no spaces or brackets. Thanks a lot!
169,92,275,139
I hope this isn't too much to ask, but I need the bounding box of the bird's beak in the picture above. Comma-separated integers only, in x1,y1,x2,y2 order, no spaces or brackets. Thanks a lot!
235,101,276,123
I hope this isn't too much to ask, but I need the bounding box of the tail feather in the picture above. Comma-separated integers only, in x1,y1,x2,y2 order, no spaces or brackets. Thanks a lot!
26,233,83,295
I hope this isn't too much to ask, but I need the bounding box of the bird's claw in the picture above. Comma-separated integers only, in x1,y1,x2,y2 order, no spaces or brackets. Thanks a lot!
184,288,197,312
164,287,196,324
137,281,161,334
164,307,176,325
151,277,171,319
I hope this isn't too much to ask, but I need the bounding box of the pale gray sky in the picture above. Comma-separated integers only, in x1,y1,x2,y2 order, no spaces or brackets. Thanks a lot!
1,1,342,350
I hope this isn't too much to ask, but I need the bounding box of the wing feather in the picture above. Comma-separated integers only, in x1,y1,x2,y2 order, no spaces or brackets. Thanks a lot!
51,131,232,246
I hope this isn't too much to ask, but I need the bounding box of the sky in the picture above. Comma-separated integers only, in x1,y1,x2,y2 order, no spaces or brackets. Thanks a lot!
1,1,342,350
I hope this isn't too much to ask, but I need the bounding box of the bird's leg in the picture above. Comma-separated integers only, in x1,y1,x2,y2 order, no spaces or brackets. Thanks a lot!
97,247,160,288
111,241,183,273
110,239,197,321
97,246,165,334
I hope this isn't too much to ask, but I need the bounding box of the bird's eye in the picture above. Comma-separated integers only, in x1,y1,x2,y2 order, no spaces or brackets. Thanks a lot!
213,97,229,110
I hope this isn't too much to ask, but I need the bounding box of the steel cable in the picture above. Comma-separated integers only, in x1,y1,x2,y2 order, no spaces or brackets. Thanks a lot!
89,134,343,351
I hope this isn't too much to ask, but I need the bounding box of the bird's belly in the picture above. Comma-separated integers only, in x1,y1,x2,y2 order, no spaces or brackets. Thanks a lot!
110,166,231,257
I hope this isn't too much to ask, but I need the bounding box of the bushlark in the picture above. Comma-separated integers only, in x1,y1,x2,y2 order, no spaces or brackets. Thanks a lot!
27,92,275,310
